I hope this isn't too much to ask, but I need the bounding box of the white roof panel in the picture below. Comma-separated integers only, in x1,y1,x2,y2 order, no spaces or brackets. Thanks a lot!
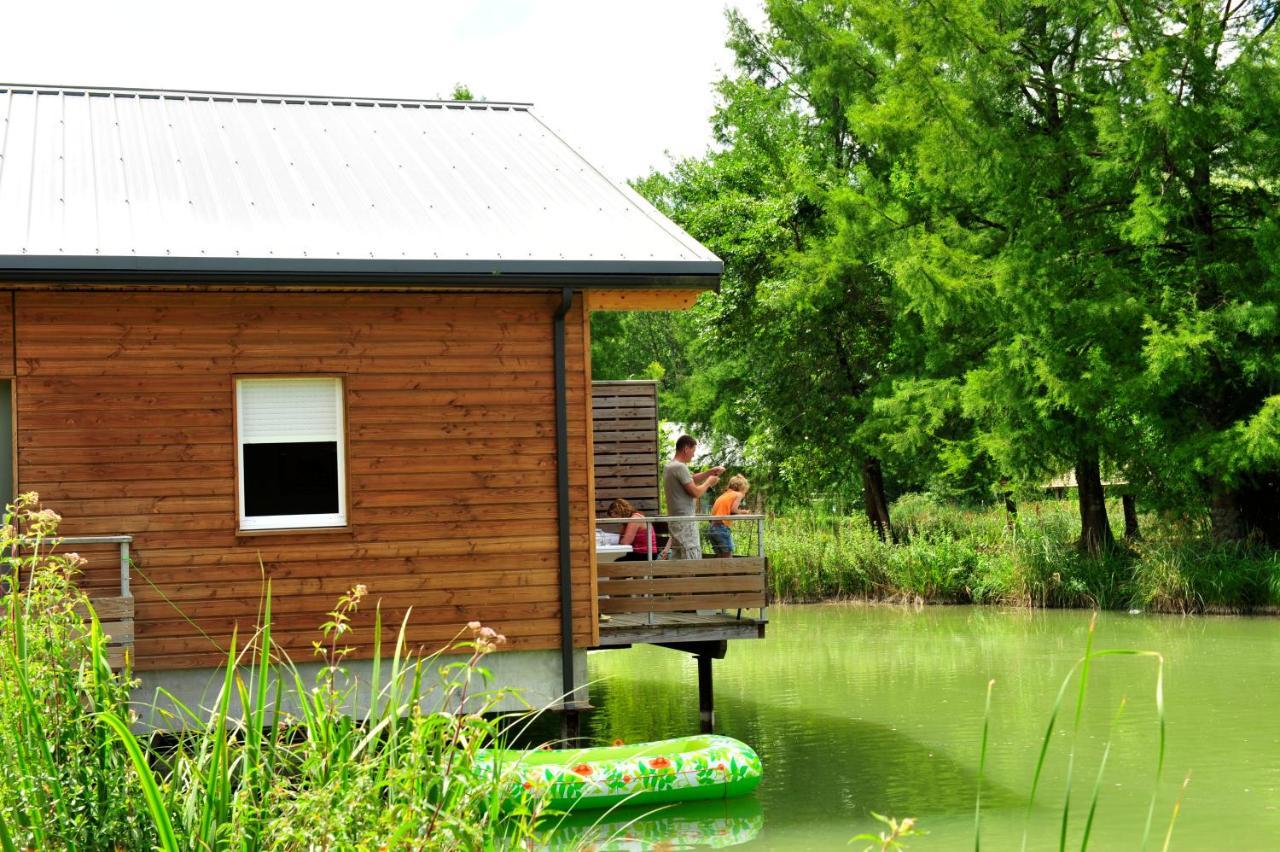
0,85,720,282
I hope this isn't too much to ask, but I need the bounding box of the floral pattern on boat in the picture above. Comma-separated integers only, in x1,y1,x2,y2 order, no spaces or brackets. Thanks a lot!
477,734,764,811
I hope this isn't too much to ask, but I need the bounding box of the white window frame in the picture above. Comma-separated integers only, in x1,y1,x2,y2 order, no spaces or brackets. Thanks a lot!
235,376,348,532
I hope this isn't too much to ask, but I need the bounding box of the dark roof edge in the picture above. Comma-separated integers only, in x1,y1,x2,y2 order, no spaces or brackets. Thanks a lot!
0,83,533,110
0,255,721,290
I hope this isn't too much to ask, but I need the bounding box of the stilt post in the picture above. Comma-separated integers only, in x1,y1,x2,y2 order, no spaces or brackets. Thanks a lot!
697,653,714,733
560,709,582,747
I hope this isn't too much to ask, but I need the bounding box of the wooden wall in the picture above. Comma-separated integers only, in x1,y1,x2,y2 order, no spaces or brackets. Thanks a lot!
12,290,598,670
591,380,659,515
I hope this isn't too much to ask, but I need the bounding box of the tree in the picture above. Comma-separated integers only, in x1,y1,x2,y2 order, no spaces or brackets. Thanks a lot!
608,0,1280,551
811,0,1280,551
1093,0,1280,544
626,8,914,535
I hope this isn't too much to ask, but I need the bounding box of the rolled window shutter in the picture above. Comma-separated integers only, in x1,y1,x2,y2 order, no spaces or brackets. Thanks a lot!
239,378,341,444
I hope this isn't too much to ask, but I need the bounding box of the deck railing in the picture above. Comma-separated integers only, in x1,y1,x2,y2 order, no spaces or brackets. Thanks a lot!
594,514,768,624
58,535,134,669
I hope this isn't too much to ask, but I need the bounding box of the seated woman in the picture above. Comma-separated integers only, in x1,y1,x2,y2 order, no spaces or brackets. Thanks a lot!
606,498,661,561
709,475,751,557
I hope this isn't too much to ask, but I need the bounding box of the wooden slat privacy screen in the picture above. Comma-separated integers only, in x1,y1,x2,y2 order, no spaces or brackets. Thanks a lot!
591,381,659,516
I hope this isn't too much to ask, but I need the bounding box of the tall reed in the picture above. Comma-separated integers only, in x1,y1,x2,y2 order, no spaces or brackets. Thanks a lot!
766,494,1280,612
0,496,553,850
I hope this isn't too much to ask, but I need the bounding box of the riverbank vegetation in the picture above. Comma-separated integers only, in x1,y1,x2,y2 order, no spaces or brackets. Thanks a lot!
0,500,549,850
593,0,1280,560
767,495,1280,612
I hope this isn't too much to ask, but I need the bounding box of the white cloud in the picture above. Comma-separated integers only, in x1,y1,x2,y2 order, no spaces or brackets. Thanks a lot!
1,0,767,182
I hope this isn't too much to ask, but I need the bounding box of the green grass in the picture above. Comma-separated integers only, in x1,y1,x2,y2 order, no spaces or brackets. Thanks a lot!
766,494,1280,612
0,495,559,850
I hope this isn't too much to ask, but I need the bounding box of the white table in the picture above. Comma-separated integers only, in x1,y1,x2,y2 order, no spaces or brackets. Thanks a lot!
595,544,633,563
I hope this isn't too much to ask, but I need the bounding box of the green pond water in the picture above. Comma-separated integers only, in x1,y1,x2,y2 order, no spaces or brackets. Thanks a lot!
571,604,1280,850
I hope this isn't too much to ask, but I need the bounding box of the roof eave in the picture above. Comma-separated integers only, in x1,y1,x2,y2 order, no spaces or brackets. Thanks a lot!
0,255,722,290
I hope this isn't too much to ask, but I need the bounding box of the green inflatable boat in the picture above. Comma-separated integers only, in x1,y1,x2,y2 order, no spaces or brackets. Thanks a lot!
478,734,763,812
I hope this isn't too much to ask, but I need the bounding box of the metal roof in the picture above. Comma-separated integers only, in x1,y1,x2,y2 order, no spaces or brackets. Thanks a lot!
0,85,721,285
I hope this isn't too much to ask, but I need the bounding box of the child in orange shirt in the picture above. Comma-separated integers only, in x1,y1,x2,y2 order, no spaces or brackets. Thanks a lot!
709,475,750,557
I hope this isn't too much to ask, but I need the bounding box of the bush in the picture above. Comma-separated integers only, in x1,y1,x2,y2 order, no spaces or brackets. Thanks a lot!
766,493,1280,612
0,495,150,848
0,495,551,850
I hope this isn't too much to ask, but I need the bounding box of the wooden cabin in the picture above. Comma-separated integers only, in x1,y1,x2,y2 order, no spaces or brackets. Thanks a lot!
0,85,764,723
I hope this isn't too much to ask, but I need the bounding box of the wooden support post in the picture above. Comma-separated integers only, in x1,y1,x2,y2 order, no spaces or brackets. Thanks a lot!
560,709,582,747
697,653,714,734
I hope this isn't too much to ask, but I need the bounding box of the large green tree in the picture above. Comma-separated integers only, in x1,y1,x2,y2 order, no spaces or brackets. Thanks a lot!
606,0,1280,549
630,12,910,534
1098,0,1280,543
840,0,1280,547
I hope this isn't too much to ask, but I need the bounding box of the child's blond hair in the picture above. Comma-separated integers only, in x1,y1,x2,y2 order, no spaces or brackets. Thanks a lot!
727,474,749,493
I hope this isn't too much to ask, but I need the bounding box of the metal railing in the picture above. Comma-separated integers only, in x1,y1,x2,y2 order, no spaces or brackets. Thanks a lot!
55,535,133,598
594,513,767,559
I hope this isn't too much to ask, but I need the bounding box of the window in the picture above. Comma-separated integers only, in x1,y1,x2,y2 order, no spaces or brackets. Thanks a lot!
236,377,347,531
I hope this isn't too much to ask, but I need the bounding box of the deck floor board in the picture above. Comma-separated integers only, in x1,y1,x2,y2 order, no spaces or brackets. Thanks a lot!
595,612,767,647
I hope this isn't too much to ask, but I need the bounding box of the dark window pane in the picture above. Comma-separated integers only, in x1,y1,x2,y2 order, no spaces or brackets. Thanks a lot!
243,442,339,517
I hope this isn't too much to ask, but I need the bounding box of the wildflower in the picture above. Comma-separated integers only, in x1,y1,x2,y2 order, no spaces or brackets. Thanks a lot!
571,763,593,777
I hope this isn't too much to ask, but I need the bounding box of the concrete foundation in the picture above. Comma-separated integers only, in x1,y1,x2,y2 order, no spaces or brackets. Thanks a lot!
133,648,589,730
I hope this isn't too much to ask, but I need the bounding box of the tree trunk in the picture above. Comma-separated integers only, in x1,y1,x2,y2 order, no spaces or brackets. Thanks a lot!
861,456,895,543
1076,452,1115,556
1210,473,1280,547
1122,494,1140,541
999,478,1017,529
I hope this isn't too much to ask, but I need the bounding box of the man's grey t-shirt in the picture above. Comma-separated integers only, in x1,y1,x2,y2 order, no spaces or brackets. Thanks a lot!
663,460,700,556
663,460,695,517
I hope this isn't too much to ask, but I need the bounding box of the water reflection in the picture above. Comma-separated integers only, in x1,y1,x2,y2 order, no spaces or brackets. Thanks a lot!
582,605,1280,849
546,798,763,850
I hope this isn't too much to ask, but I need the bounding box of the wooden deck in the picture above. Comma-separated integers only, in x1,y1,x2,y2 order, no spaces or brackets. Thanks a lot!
595,549,769,647
595,611,767,647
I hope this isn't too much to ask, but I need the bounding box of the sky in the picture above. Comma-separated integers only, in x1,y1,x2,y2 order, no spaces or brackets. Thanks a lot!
1,0,764,183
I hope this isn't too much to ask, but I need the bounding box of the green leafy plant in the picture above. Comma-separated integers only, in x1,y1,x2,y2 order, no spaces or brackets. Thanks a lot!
850,812,926,851
0,496,556,850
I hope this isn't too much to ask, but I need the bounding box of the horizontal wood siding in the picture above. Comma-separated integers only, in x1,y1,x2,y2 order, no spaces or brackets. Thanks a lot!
591,380,659,515
15,291,595,670
0,291,12,377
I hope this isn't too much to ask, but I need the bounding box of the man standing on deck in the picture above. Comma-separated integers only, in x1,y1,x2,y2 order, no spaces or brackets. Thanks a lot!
662,435,724,560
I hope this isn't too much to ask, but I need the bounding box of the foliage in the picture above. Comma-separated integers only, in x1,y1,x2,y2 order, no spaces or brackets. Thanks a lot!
0,494,150,849
0,497,553,850
599,0,1280,544
766,494,1280,611
618,6,911,508
850,812,925,851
